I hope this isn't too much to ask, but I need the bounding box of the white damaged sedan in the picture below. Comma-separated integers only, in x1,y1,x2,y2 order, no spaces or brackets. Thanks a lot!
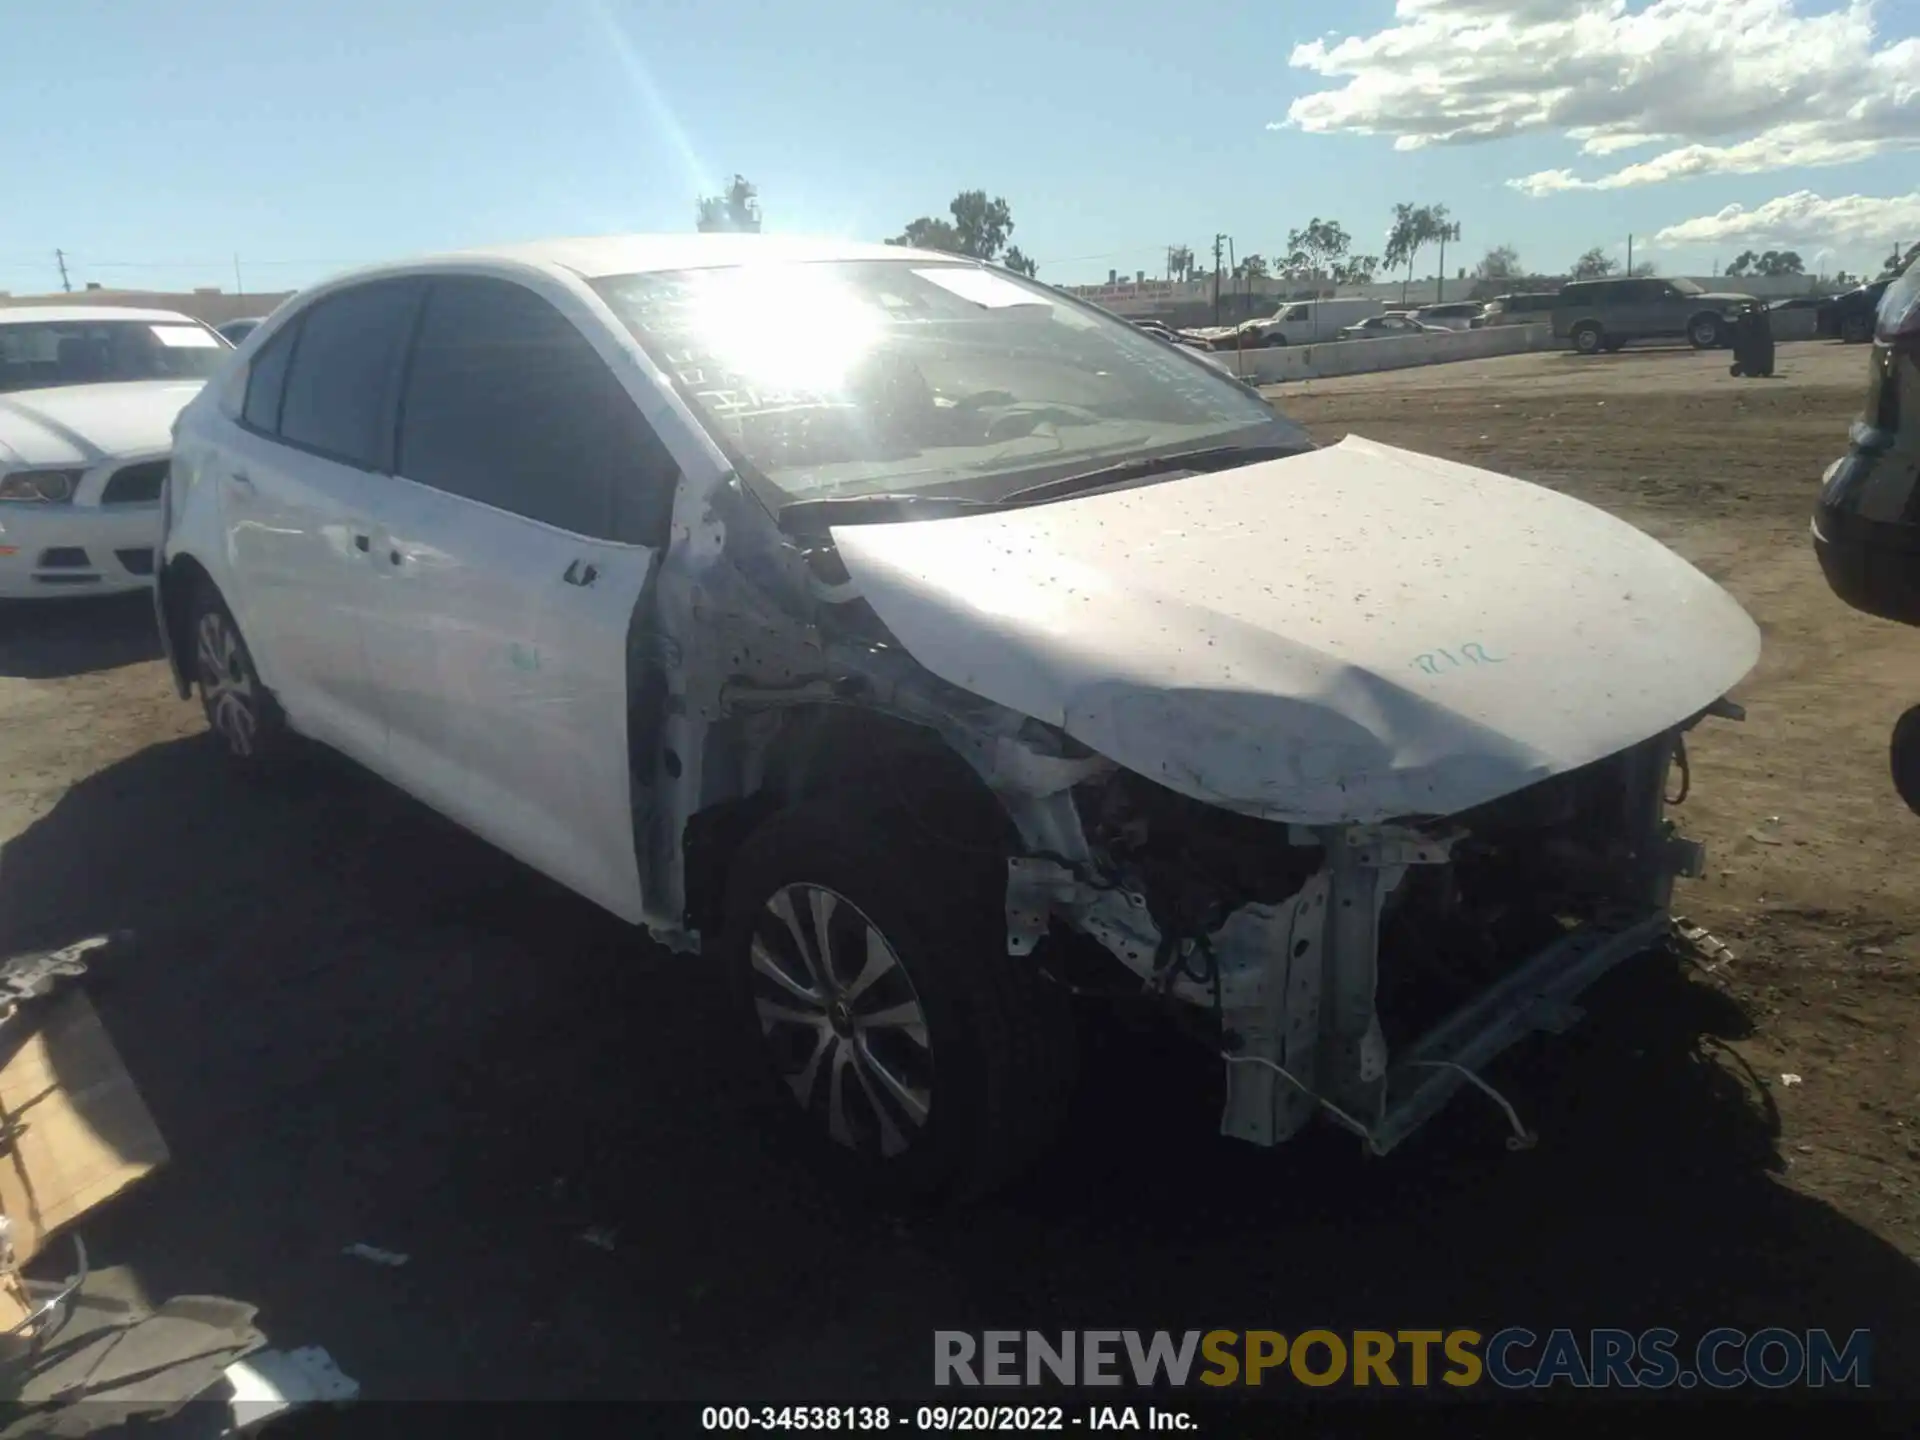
0,306,230,597
157,237,1760,1198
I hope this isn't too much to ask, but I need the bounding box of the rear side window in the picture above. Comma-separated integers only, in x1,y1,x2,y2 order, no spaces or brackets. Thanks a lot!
242,319,299,434
395,275,677,544
277,280,422,470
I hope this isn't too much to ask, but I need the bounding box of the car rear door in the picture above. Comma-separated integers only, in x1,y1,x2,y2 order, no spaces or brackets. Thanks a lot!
221,279,421,762
363,272,679,923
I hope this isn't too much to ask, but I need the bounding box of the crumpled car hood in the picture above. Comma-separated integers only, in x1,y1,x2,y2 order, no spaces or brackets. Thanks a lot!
0,380,205,467
831,435,1761,823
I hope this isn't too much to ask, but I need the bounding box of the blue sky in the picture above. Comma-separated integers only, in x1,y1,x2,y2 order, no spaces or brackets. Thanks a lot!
3,0,1915,298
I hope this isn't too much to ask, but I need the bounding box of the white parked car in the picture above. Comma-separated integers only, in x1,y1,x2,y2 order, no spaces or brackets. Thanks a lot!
157,236,1760,1198
1405,301,1488,331
0,306,229,597
1335,313,1451,341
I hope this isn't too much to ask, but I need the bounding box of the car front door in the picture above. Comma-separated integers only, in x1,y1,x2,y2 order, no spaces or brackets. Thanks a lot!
222,279,421,762
361,272,679,923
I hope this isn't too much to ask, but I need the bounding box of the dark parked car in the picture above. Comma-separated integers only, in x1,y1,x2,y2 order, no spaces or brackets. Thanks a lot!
1551,276,1756,354
1811,258,1920,806
1820,279,1893,345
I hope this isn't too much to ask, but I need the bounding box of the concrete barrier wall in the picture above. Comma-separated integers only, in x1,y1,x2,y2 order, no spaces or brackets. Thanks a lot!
1208,323,1557,384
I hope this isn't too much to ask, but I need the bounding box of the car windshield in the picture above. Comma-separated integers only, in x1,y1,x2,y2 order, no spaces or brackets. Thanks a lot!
0,318,229,393
590,259,1304,505
1668,278,1705,296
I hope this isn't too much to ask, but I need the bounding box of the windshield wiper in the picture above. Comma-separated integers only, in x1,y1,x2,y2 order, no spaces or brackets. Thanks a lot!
991,441,1310,506
774,441,1311,532
776,491,1003,531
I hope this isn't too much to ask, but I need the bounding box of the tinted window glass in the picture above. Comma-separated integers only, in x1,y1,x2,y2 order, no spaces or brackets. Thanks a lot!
278,281,420,470
242,318,299,434
396,276,676,542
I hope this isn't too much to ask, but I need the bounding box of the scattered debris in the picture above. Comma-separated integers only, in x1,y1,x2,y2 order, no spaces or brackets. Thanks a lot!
224,1345,360,1431
1672,917,1737,973
578,1227,618,1253
340,1244,408,1268
1780,1073,1804,1087
1747,815,1785,845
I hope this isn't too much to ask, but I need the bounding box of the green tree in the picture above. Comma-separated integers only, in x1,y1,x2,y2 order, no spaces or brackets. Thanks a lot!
1234,253,1270,280
1002,245,1038,277
1384,203,1453,301
1283,218,1351,283
1333,254,1380,284
890,217,963,253
1168,244,1196,282
1571,246,1618,279
1476,244,1521,281
888,190,1019,262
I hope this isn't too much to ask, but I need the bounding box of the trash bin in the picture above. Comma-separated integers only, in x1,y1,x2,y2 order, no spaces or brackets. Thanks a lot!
1728,302,1775,377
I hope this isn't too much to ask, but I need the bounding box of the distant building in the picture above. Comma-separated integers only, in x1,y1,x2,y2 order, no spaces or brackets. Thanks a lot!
0,285,293,326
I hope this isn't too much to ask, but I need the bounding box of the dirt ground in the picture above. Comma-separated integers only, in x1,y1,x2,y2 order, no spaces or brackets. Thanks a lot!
0,339,1914,1406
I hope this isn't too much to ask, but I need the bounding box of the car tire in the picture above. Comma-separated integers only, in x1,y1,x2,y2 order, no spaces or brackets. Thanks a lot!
188,580,289,767
1841,312,1875,345
1571,322,1605,355
719,800,1077,1203
1688,313,1724,350
1262,334,1288,348
1891,706,1920,816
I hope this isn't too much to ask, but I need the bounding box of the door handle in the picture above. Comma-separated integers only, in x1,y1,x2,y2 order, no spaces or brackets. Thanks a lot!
227,471,255,491
563,559,599,588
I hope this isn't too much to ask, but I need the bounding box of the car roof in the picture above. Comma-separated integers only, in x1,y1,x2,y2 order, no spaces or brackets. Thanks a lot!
315,233,964,289
0,304,205,326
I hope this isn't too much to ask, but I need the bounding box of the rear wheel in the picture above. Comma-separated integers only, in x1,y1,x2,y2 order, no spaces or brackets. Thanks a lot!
1571,322,1605,355
1688,313,1724,349
719,801,1077,1202
189,581,288,767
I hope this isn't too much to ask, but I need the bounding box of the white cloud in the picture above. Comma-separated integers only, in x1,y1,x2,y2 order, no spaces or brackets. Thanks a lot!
1276,0,1920,193
1654,189,1920,247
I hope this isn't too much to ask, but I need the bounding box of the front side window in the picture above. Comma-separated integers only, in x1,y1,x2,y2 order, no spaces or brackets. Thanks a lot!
590,259,1302,507
242,318,300,434
277,280,421,470
0,319,229,394
395,275,677,543
1282,304,1310,321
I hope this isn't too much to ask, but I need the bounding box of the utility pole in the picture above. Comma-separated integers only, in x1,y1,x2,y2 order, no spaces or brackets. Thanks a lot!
1212,233,1226,325
1627,233,1634,276
55,249,71,293
233,254,244,295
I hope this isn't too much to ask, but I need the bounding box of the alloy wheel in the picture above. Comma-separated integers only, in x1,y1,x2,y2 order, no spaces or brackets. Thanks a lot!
196,611,258,756
749,883,933,1158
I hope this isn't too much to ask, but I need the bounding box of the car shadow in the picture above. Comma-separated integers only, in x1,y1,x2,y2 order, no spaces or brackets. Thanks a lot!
0,593,163,680
0,737,1913,1404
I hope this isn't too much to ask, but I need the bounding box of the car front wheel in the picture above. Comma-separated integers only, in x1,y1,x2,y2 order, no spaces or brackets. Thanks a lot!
190,582,287,765
719,800,1077,1201
1689,314,1724,349
1571,322,1605,355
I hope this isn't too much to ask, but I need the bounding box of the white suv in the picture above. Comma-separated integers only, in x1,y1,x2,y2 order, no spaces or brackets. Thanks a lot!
158,235,1759,1199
